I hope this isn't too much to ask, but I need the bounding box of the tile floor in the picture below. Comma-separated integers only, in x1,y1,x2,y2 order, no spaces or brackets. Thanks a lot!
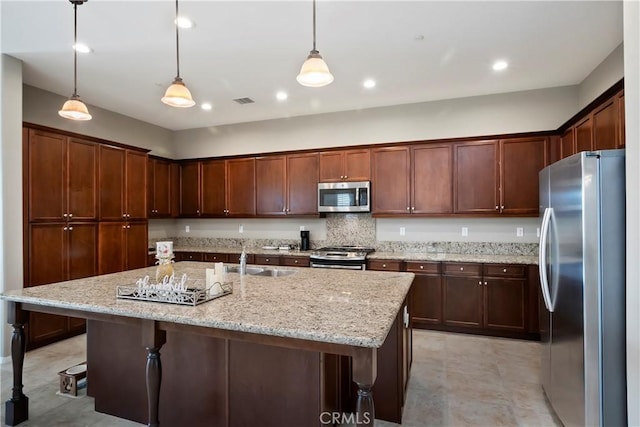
1,330,561,426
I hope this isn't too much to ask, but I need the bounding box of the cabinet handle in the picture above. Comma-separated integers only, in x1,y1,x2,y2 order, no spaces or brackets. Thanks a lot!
406,207,410,211
501,205,505,213
460,267,464,271
127,225,131,229
419,265,424,270
265,258,269,262
63,226,68,231
122,225,127,229
282,208,286,212
63,213,68,218
68,226,73,231
196,210,200,214
122,214,127,218
69,213,72,218
411,207,415,211
503,268,507,273
484,281,488,286
479,281,482,285
382,264,387,268
294,260,298,264
344,175,348,180
286,208,290,213
495,205,499,210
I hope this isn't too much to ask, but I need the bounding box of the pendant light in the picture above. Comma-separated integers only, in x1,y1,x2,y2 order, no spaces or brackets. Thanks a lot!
162,0,195,108
58,0,92,121
296,0,334,87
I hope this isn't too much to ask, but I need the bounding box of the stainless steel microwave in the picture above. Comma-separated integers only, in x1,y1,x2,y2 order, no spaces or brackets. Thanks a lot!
318,181,370,213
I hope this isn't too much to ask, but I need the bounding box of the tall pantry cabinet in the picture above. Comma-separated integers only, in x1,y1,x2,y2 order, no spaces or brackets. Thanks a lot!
23,126,149,350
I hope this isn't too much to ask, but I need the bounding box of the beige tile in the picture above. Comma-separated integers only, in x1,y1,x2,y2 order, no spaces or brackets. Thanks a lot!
448,397,519,427
402,388,449,427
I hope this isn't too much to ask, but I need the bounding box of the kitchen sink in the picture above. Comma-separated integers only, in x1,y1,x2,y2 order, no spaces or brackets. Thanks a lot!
251,269,297,277
226,266,265,275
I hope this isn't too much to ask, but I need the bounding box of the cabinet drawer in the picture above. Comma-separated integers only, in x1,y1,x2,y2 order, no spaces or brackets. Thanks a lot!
280,256,310,267
368,260,403,271
204,253,229,263
405,261,440,274
175,252,204,262
483,264,526,278
227,253,255,264
254,255,280,265
443,262,482,276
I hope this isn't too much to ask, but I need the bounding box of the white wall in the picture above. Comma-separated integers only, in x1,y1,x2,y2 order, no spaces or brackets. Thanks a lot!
23,85,174,158
172,86,578,159
623,2,639,424
578,43,625,109
1,55,23,357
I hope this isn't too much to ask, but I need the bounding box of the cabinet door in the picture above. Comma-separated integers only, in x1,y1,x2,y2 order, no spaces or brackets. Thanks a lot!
28,129,66,221
344,149,370,181
67,222,97,280
201,160,226,216
618,91,625,148
454,141,498,214
593,97,618,150
560,128,575,160
28,312,68,347
500,137,546,215
28,223,67,286
575,117,592,153
287,153,319,216
98,222,126,274
180,162,201,216
170,162,181,217
152,159,172,216
484,277,526,332
318,151,344,182
412,144,453,214
126,222,149,270
99,145,126,220
371,147,410,215
443,276,483,328
226,158,256,216
67,138,98,220
125,151,147,219
256,156,286,216
410,274,443,325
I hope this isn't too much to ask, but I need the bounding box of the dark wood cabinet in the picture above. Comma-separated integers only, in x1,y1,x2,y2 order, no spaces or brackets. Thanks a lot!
593,96,619,150
27,130,98,222
201,159,226,216
286,153,319,216
175,251,205,262
368,259,403,271
148,158,173,217
618,91,625,147
412,144,453,214
443,274,484,328
179,161,202,216
280,256,310,267
483,264,527,332
227,252,255,264
254,255,280,266
406,261,442,326
204,253,229,263
454,140,499,214
575,117,593,153
500,137,546,215
256,156,286,216
226,158,256,216
560,128,575,160
319,149,370,182
98,221,148,274
371,147,410,215
99,146,147,220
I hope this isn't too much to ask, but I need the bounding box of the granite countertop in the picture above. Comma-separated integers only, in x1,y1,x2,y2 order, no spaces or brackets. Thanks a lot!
155,246,538,265
1,262,413,349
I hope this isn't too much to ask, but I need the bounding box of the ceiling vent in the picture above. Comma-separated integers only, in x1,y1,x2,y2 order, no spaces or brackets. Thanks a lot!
233,97,255,105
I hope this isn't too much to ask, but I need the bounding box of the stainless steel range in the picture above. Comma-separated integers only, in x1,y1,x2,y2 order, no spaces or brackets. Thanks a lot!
309,246,375,270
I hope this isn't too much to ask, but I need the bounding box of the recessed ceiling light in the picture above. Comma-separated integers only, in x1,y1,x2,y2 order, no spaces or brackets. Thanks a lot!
201,102,212,111
492,60,509,71
175,16,194,29
276,91,288,101
363,79,376,89
73,43,92,53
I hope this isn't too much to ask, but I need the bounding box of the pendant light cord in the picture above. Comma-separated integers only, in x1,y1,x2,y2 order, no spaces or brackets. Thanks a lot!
175,0,181,79
312,0,317,52
73,1,78,96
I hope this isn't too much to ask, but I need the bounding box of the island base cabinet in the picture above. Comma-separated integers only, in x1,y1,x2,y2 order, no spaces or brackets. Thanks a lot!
87,320,342,427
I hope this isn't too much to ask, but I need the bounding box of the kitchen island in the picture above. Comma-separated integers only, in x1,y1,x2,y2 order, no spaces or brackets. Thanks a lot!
2,262,414,426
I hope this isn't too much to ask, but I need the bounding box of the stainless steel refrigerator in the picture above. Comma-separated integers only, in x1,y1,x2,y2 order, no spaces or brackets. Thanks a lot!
538,150,627,427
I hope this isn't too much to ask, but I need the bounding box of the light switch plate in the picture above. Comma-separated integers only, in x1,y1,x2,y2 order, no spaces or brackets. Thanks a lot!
461,227,468,237
300,225,305,231
185,225,190,233
516,227,524,237
400,227,406,236
239,224,244,233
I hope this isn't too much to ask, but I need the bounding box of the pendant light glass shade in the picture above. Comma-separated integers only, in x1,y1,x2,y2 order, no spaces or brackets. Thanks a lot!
162,77,195,107
59,94,92,120
59,0,91,121
163,0,195,108
297,0,333,87
297,50,334,87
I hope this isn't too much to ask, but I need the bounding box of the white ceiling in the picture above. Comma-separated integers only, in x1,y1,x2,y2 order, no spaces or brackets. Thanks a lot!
2,1,623,131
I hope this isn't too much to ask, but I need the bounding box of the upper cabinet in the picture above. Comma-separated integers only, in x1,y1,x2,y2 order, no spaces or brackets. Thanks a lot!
319,149,370,182
27,129,98,222
180,158,256,217
256,153,319,216
593,95,619,150
372,144,453,216
559,128,575,160
99,146,147,221
454,138,547,215
148,157,174,217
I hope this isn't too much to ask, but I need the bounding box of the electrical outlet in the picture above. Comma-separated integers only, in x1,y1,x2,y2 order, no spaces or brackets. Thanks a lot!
400,227,406,236
300,225,305,231
461,227,468,237
537,227,541,237
239,224,244,233
185,225,190,233
516,227,524,237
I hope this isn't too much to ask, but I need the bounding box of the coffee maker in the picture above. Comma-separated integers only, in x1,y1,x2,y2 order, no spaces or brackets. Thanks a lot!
300,231,310,251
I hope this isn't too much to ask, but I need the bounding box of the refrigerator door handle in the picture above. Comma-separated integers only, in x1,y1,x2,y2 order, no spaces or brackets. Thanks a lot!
539,207,554,312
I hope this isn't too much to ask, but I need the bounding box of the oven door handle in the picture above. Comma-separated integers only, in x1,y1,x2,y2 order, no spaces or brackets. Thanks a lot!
310,263,364,270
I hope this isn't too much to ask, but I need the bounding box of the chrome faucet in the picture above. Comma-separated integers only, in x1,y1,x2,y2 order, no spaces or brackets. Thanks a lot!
239,248,247,275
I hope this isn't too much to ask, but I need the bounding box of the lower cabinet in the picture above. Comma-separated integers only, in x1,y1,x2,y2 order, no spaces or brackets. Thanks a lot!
406,261,442,326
